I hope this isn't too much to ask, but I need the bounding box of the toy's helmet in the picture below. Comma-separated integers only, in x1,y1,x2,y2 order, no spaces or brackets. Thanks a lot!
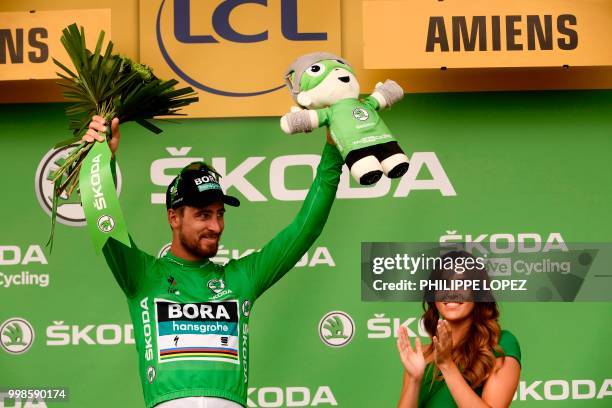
284,52,352,102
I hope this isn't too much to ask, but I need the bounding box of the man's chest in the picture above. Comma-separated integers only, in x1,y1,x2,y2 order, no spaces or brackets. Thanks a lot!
133,267,252,365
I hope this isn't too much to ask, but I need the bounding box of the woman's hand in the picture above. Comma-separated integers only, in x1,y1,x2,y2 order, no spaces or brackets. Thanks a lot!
433,319,453,367
82,116,121,156
397,326,426,382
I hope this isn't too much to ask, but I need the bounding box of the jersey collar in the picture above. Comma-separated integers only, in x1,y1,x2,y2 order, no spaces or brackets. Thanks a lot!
164,251,211,268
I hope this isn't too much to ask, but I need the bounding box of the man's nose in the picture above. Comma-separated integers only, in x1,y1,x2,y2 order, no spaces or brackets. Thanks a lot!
207,218,222,233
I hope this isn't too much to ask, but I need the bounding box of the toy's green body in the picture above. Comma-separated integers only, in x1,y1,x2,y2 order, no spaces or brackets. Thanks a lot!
281,52,410,185
317,96,397,159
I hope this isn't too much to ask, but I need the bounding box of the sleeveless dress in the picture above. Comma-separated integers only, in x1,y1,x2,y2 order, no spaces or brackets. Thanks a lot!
417,330,521,407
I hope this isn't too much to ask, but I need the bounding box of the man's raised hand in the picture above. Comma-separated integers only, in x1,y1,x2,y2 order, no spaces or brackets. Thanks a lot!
82,116,121,156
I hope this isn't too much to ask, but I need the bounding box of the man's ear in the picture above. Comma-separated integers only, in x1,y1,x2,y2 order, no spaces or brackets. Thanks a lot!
297,92,312,108
168,209,180,230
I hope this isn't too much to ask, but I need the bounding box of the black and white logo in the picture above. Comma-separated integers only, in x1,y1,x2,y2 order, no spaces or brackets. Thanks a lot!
352,108,369,121
35,145,122,226
97,215,115,233
318,311,355,348
241,300,251,317
207,279,225,294
146,366,156,383
0,317,34,354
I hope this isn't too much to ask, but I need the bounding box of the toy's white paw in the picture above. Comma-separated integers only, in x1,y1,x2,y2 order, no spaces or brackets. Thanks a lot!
280,115,292,134
375,81,384,88
290,106,302,113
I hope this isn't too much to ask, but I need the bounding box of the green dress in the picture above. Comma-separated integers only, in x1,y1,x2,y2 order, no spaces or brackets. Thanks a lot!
418,330,521,407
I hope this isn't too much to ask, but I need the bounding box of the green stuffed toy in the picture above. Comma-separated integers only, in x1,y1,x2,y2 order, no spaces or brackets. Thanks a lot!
281,52,409,185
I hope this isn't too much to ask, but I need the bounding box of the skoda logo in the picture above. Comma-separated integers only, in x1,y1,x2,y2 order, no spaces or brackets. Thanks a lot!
207,279,225,294
0,318,35,355
242,300,251,317
35,145,122,226
147,366,156,383
97,215,115,233
352,108,369,121
318,311,354,348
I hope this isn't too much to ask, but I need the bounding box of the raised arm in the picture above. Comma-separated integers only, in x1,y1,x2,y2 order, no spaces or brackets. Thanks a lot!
83,116,154,297
368,79,404,110
397,326,426,408
231,138,342,298
280,107,327,134
82,115,121,157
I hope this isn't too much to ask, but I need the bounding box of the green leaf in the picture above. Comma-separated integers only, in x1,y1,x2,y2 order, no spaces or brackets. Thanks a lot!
54,137,81,149
135,119,163,134
52,58,78,78
46,178,62,252
97,57,122,100
90,30,105,71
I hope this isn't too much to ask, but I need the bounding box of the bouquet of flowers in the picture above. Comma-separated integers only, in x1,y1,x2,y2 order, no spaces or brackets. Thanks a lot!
47,23,198,248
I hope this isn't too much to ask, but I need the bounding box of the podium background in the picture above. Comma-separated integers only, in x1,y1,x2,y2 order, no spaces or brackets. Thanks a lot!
1,90,612,407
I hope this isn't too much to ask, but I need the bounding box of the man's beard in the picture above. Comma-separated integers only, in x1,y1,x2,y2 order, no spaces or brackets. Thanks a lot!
179,230,219,259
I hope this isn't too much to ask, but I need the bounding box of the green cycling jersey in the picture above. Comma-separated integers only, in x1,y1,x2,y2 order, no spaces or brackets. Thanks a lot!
102,142,343,407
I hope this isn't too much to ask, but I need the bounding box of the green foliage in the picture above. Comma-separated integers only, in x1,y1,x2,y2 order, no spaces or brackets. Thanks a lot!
47,23,198,250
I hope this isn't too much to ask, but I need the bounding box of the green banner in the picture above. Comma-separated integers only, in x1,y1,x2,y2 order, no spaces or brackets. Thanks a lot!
78,140,130,253
1,91,612,407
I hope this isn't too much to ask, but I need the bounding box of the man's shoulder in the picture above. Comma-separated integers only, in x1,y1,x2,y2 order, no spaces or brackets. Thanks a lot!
219,258,244,273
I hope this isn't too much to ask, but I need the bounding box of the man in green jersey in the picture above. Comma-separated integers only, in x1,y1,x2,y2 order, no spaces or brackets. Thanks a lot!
83,116,343,408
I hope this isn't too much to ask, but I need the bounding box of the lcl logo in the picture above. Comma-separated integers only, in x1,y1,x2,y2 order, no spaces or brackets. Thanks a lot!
156,0,329,97
174,0,327,43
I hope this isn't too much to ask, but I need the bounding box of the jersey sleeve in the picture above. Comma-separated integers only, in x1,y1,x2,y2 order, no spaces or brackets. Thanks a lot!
101,156,155,298
232,142,343,299
102,236,153,297
363,95,381,110
316,108,331,127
